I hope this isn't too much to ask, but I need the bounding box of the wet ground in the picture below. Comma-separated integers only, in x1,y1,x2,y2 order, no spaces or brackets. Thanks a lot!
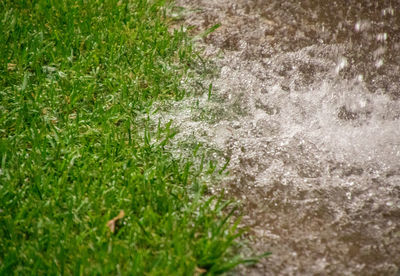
168,1,400,275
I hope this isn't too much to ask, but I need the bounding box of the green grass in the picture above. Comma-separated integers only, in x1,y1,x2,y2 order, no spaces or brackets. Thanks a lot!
0,0,256,274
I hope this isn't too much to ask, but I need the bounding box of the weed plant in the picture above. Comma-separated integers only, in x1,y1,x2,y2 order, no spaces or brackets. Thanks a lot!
0,0,252,274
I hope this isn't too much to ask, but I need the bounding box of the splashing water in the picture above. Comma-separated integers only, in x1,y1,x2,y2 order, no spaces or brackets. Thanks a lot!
161,0,400,274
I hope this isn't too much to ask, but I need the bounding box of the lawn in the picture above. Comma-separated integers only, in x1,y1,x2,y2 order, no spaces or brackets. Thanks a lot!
0,0,250,274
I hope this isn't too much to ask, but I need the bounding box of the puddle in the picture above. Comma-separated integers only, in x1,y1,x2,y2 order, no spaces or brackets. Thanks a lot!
167,0,400,274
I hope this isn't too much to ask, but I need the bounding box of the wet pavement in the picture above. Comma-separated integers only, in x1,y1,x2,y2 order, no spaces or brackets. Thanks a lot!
168,1,400,274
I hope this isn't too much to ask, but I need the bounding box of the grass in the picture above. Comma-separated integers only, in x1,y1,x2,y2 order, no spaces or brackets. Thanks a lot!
0,0,259,274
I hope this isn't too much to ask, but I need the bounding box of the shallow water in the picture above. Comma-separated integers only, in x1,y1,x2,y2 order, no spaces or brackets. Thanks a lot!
170,0,400,274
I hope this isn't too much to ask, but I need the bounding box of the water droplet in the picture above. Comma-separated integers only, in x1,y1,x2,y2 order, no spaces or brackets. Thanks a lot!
355,22,361,32
376,33,388,42
335,57,348,74
375,59,384,68
354,20,370,32
382,8,395,16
